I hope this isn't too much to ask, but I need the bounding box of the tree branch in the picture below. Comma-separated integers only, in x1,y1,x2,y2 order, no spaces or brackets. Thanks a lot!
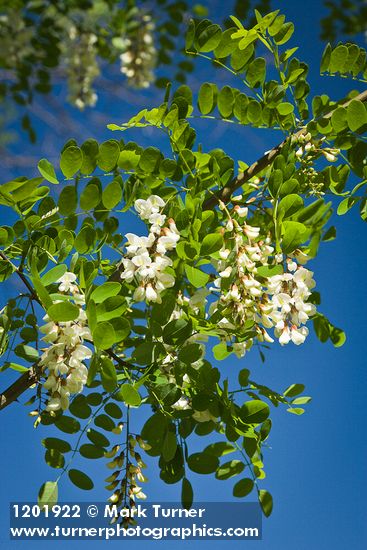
203,89,367,210
0,252,44,410
0,251,41,303
0,364,41,411
0,347,135,412
0,253,135,411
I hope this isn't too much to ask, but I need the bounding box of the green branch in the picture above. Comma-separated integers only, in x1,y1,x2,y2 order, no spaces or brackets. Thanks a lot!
203,88,367,209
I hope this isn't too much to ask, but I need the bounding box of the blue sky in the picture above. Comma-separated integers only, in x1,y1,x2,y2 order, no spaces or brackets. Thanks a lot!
1,1,366,549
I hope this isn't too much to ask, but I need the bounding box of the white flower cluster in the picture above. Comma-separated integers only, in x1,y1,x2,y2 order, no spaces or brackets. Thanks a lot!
120,195,180,303
267,263,316,345
292,133,340,196
210,227,274,354
119,14,156,89
40,273,92,412
295,132,340,163
210,212,317,353
0,12,33,68
64,26,99,110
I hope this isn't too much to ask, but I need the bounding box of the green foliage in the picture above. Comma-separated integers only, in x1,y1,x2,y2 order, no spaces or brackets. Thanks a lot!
0,7,365,521
233,477,254,497
321,0,367,43
313,314,346,347
42,438,72,454
321,42,367,80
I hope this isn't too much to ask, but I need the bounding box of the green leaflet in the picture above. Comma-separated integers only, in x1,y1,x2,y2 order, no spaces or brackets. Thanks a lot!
185,265,210,288
241,400,270,424
281,221,307,253
196,24,222,53
38,159,59,184
60,146,83,178
47,302,80,323
80,183,101,210
181,477,194,509
233,478,254,498
347,100,367,132
187,453,219,474
259,490,273,517
97,140,120,171
115,384,141,407
80,139,99,175
68,469,94,490
99,355,117,391
198,83,218,115
38,481,58,508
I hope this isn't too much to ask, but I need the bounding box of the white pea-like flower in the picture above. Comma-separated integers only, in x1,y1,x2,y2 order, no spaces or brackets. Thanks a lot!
234,206,249,218
244,224,260,239
133,285,146,302
290,326,309,345
219,248,230,260
233,341,249,358
219,266,232,278
226,220,234,231
323,151,337,162
57,272,78,293
172,397,191,411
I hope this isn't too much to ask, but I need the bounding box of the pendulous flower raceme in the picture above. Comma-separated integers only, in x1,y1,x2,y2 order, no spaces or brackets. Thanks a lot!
267,263,316,345
40,272,92,413
120,195,180,304
63,26,99,110
106,434,149,514
119,13,156,89
209,207,317,354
